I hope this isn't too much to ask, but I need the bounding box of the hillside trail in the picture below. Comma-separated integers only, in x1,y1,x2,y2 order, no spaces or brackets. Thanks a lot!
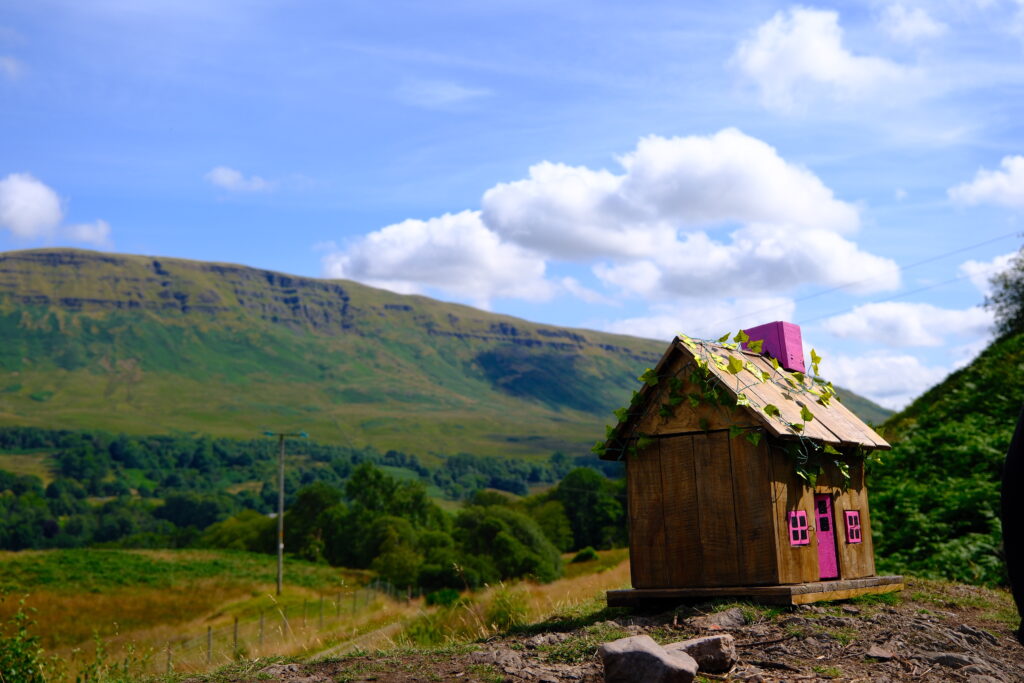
196,577,1024,682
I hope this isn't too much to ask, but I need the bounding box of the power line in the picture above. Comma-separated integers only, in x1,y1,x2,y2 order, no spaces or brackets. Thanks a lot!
706,230,1022,330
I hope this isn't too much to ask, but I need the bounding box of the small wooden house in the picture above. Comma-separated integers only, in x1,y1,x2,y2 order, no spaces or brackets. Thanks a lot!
602,322,903,605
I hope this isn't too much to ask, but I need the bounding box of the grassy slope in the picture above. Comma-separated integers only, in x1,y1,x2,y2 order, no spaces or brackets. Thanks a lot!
870,331,1024,585
0,248,890,458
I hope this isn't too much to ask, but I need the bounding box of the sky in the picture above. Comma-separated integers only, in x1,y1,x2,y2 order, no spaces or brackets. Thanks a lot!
2,0,1024,410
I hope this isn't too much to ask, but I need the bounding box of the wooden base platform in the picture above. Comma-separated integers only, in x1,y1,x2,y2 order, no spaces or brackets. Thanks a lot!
607,575,904,607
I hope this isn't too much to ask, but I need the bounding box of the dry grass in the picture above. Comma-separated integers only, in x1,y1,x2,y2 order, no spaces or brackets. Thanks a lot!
0,452,55,483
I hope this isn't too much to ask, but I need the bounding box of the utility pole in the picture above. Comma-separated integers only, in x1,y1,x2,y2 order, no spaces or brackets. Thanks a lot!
264,430,308,595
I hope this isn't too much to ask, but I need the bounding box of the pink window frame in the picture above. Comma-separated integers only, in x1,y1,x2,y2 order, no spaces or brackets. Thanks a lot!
788,510,809,546
845,510,862,544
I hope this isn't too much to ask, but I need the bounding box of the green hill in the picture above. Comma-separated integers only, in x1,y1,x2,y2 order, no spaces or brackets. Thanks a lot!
871,331,1024,585
0,248,889,458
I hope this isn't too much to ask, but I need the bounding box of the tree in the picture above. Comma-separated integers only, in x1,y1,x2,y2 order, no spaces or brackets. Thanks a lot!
552,468,625,550
987,247,1024,337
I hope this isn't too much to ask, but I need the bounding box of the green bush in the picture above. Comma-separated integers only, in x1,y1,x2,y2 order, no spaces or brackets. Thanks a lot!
425,588,462,607
571,546,599,563
0,598,46,683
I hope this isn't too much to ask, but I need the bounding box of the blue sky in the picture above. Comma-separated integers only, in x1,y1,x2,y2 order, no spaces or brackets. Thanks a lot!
2,0,1024,409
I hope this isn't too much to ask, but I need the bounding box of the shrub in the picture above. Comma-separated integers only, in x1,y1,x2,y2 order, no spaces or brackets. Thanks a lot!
425,588,462,607
571,546,599,563
0,598,46,683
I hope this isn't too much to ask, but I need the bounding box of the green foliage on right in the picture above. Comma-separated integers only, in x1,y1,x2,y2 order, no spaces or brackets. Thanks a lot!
872,330,1024,585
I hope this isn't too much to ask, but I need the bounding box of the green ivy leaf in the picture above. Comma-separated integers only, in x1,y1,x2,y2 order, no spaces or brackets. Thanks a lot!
770,357,781,371
823,443,840,455
760,370,772,382
810,348,822,366
747,339,764,354
687,393,701,408
729,425,743,440
698,418,710,432
744,361,760,376
733,329,750,343
637,434,655,450
717,332,730,343
658,405,671,418
679,334,698,351
745,430,763,446
791,422,804,433
605,424,616,438
792,372,806,384
763,404,781,417
800,405,815,422
712,354,729,371
736,393,750,407
638,368,659,386
613,407,628,421
726,355,744,375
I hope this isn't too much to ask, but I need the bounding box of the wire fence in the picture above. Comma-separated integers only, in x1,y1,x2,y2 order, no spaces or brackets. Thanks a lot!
155,581,406,675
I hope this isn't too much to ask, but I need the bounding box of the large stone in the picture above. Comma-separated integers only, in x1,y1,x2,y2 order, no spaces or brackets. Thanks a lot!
688,607,746,630
600,635,698,683
663,634,736,673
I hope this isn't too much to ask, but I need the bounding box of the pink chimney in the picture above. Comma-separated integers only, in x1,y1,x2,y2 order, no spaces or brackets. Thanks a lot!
741,321,805,373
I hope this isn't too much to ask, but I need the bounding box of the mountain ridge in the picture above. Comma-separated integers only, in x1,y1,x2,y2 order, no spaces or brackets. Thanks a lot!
0,248,890,456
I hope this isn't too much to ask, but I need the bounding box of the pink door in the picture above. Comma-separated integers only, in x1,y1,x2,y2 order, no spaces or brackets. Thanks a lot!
814,494,840,580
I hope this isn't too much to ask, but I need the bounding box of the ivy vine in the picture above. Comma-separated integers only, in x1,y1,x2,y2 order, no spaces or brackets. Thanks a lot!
593,329,881,489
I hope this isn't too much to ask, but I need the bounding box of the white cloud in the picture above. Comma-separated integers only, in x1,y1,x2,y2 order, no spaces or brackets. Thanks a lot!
0,56,21,80
321,211,552,308
65,219,112,247
204,166,274,192
0,173,63,238
601,296,796,341
395,79,490,108
732,7,919,112
825,351,949,409
822,302,992,346
895,188,908,200
948,155,1024,208
880,4,948,42
0,173,113,245
960,251,1017,296
592,223,899,299
482,130,860,263
560,277,617,306
322,129,897,307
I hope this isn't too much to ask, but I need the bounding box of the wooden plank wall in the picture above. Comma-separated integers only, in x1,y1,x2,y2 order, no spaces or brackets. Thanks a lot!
628,440,668,588
629,431,779,588
659,436,703,586
768,445,819,584
829,459,876,578
730,435,779,585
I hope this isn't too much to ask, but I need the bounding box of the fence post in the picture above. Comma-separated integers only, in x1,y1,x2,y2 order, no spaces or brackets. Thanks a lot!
233,616,239,656
206,626,213,666
166,642,172,674
259,609,265,649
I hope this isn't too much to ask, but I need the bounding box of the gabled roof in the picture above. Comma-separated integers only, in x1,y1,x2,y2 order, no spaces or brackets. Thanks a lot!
600,337,889,459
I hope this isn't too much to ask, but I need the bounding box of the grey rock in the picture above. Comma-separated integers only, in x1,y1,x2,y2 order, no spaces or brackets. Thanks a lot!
841,605,861,615
926,651,974,668
599,635,698,683
967,677,1002,683
688,607,745,629
525,632,570,648
957,624,999,645
866,644,895,660
663,634,736,673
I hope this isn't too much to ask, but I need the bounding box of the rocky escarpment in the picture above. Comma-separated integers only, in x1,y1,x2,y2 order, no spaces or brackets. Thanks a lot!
0,249,661,361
